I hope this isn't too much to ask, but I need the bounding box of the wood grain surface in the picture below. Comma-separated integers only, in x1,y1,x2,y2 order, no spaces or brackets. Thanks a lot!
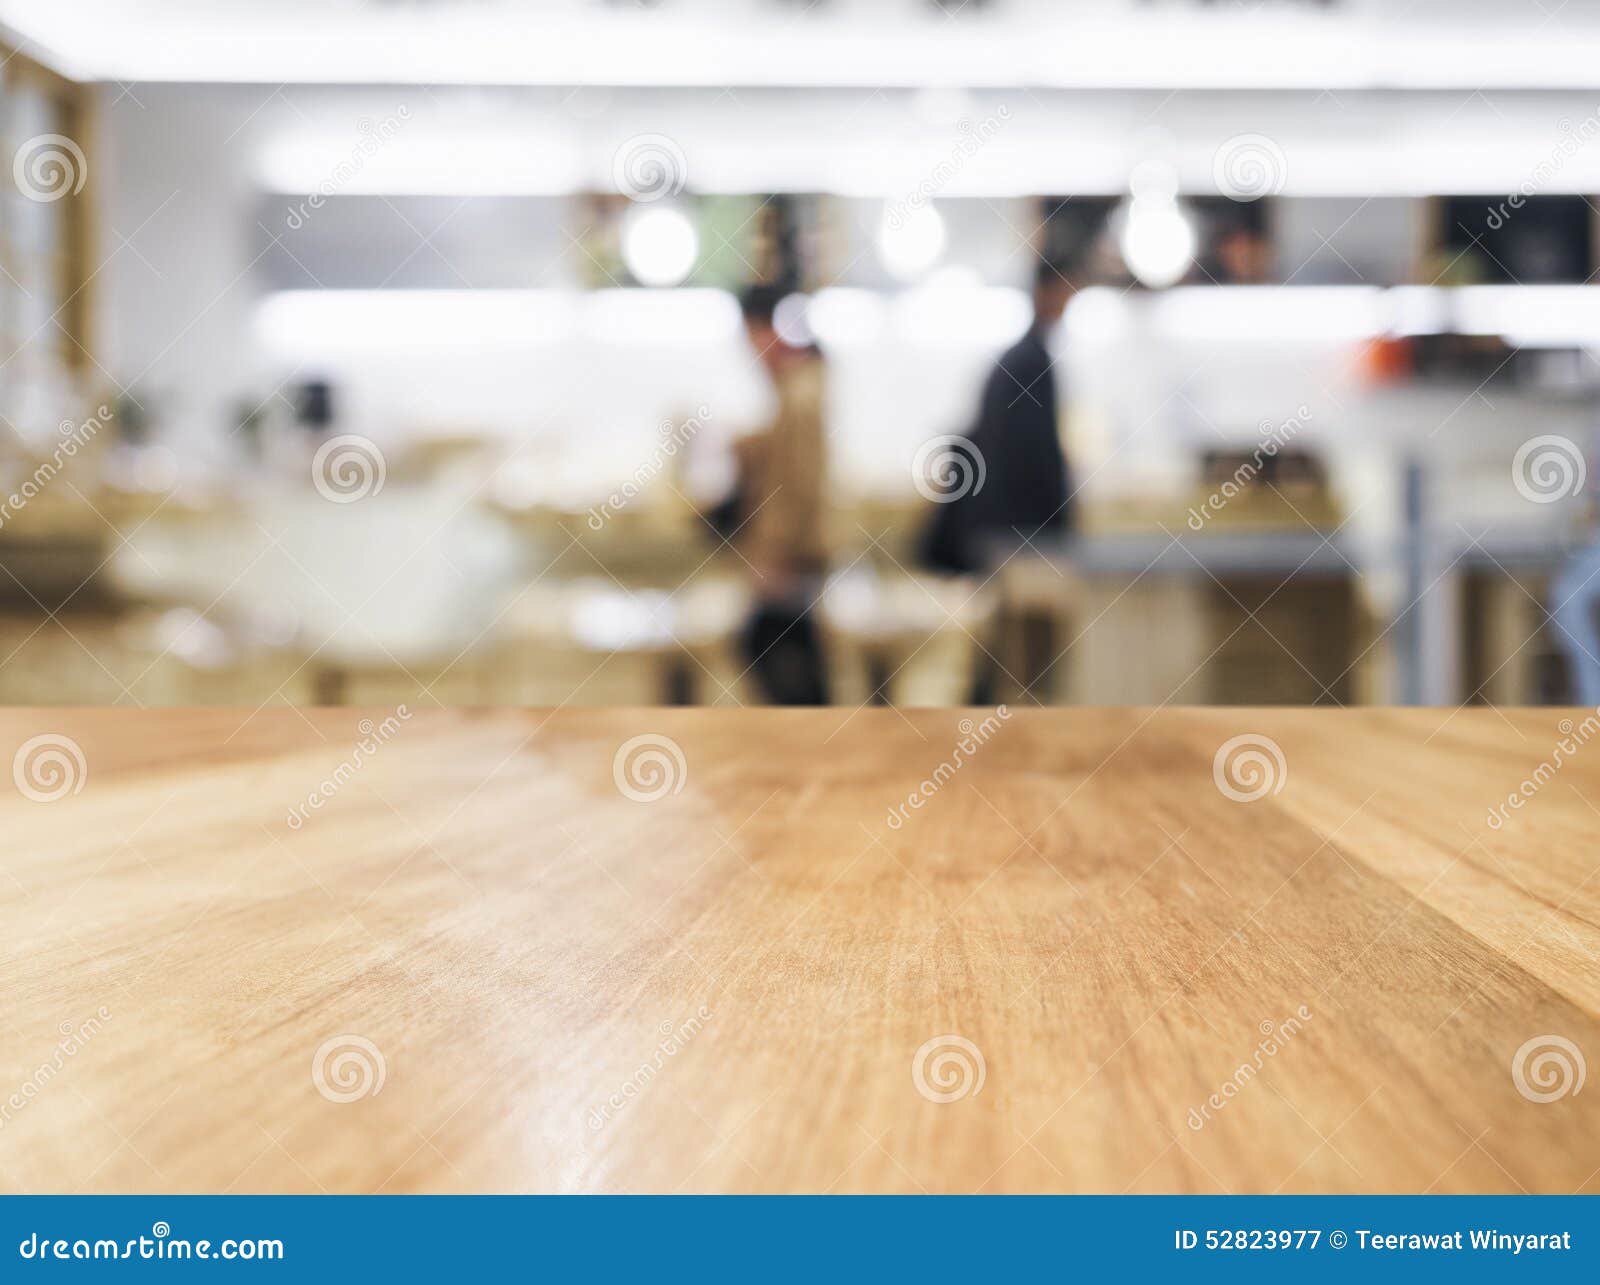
1,706,1597,1194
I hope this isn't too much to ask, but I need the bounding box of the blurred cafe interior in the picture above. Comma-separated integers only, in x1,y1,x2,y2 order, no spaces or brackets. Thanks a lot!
4,0,1600,710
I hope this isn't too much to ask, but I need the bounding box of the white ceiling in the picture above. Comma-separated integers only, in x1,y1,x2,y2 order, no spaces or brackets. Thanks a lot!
8,0,1600,89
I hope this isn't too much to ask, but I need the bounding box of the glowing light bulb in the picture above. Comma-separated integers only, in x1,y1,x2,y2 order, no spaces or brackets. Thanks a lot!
1118,196,1195,289
621,205,699,288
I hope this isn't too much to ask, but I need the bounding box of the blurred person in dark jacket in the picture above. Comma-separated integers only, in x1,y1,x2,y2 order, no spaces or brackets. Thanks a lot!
919,257,1076,574
918,258,1077,702
718,285,831,705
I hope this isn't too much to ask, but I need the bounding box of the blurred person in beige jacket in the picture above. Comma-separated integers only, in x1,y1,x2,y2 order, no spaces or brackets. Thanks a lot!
720,285,830,704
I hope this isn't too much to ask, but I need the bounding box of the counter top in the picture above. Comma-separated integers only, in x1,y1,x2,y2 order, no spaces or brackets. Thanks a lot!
1010,525,1581,579
1009,530,1359,577
2,707,1596,1193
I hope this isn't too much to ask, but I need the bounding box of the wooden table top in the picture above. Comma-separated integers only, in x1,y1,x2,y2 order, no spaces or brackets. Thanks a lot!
2,706,1596,1195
